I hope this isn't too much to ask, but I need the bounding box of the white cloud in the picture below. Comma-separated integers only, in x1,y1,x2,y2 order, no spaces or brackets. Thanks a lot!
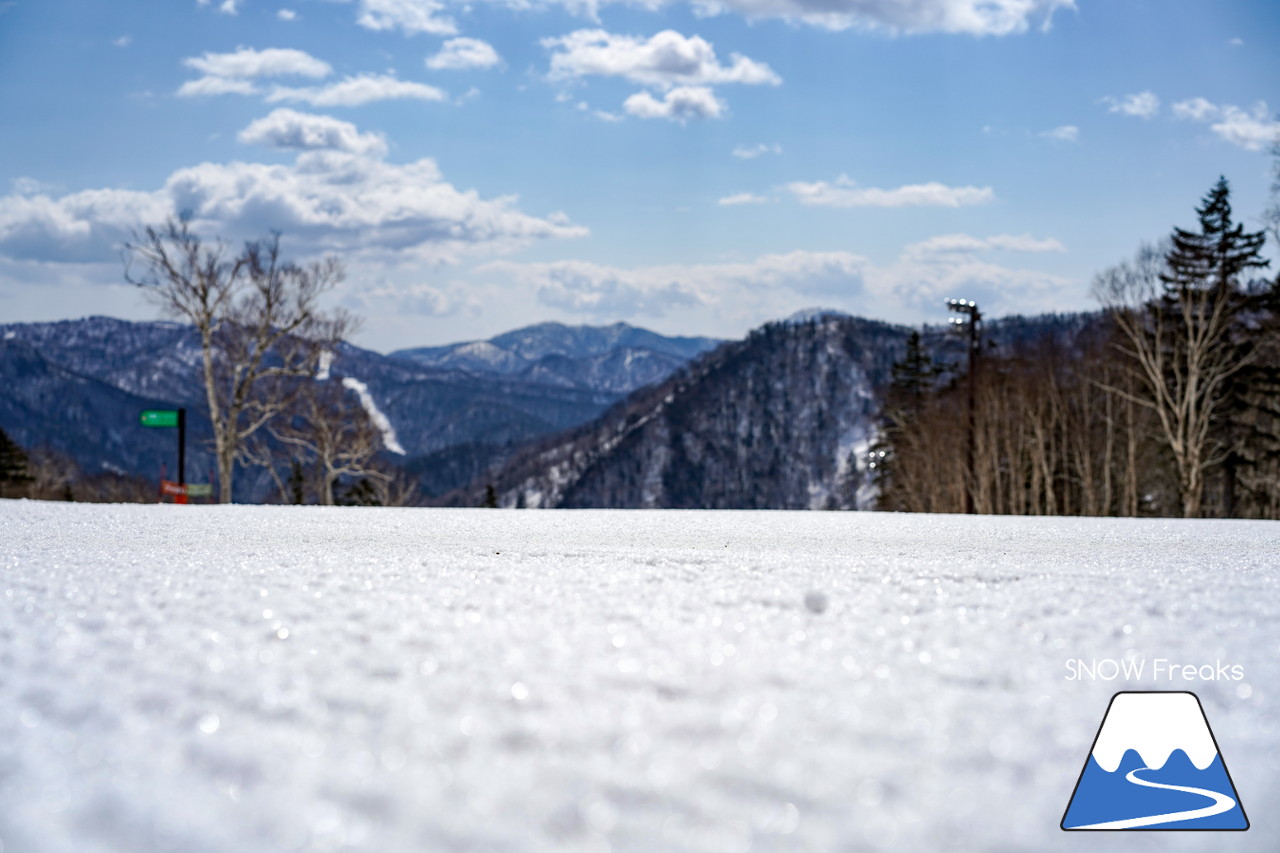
178,76,261,98
278,9,298,20
479,240,1074,326
544,29,780,89
1038,125,1078,143
320,0,1070,37
718,192,769,206
786,175,994,208
624,87,725,122
1228,37,1243,47
867,253,1071,318
355,0,456,36
1173,97,1280,151
238,109,389,156
267,74,448,107
732,142,782,159
903,233,1065,258
358,280,481,317
482,250,868,318
1101,91,1159,119
113,35,132,48
183,47,332,80
666,0,1072,34
427,37,503,71
1172,97,1217,122
197,0,242,13
0,123,585,266
1209,102,1280,151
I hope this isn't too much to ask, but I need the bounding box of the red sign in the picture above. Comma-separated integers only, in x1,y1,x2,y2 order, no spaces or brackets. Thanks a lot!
160,480,189,504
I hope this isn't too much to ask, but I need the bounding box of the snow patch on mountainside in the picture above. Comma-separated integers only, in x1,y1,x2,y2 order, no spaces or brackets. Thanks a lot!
341,376,405,455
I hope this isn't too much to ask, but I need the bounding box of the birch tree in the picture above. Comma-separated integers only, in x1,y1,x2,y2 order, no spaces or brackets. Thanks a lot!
125,220,353,502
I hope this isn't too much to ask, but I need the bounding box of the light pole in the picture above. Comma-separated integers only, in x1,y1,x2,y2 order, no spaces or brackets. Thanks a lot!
946,298,982,515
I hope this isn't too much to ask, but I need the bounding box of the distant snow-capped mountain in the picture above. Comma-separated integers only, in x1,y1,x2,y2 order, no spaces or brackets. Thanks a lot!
391,321,721,394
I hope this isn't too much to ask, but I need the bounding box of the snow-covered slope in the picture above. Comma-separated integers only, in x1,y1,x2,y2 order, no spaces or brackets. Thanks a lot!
2,501,1276,852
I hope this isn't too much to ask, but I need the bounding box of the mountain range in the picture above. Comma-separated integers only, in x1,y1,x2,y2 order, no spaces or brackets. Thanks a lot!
0,317,718,500
2,311,1086,506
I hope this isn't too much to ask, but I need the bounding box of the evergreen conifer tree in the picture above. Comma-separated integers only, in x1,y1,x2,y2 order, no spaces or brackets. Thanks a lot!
1156,177,1269,515
0,428,33,498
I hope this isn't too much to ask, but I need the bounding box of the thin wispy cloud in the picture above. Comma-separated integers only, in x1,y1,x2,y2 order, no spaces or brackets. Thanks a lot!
1038,125,1079,143
183,47,332,80
718,193,769,206
732,143,782,159
267,74,447,107
1101,91,1160,119
787,175,995,208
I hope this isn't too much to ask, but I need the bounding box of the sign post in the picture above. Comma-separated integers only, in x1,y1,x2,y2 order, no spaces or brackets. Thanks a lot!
140,408,185,485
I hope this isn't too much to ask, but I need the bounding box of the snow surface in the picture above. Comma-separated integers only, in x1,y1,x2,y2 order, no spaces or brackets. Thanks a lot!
1091,692,1219,772
1,502,1278,852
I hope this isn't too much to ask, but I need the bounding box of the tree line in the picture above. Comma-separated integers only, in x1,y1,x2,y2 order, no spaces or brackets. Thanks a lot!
1,219,416,506
875,174,1280,519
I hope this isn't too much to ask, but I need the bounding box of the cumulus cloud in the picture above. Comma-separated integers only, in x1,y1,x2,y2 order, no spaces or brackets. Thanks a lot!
624,87,725,121
355,0,456,36
1101,91,1159,119
267,74,448,107
183,47,332,79
718,192,769,206
1038,125,1078,143
786,175,994,208
238,109,389,156
427,37,502,70
1173,98,1280,151
278,9,298,20
0,188,171,263
0,121,585,266
545,29,780,89
903,233,1066,258
732,142,782,159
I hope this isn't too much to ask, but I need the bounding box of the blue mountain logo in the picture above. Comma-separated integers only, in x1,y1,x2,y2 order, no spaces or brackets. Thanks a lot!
1062,691,1248,830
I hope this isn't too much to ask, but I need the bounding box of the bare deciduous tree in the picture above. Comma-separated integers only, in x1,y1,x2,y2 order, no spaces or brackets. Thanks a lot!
267,379,392,506
125,220,354,502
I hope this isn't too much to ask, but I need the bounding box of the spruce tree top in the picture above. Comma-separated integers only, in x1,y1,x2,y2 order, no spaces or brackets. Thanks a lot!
1161,176,1269,296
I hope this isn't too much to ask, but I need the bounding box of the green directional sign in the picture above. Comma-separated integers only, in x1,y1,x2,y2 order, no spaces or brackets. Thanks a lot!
139,409,180,428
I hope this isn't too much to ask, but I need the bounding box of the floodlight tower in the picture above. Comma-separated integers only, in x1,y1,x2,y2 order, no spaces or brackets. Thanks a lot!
946,298,982,515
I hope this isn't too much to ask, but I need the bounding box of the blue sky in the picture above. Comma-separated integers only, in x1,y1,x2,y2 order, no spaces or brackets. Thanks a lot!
1,0,1278,351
